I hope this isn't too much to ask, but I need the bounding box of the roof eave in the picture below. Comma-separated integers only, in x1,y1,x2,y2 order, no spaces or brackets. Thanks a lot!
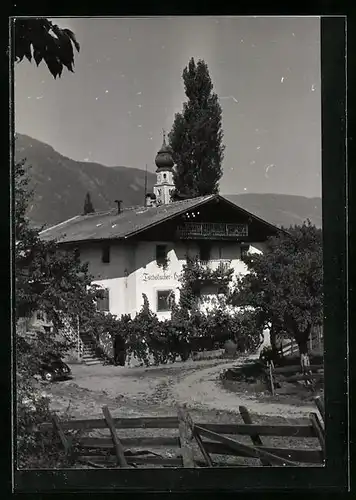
50,235,127,246
123,195,217,240
41,193,288,246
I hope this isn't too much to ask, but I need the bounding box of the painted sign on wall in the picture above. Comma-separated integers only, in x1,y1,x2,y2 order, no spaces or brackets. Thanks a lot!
142,272,180,282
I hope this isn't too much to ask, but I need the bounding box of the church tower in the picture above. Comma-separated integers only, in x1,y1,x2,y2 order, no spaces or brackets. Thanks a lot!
153,131,175,205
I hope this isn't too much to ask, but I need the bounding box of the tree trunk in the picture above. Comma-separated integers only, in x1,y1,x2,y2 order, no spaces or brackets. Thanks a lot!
298,339,310,371
269,323,280,357
297,325,312,376
270,324,276,349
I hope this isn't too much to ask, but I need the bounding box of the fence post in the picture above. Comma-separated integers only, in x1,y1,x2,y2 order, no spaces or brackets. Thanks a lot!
51,414,72,456
178,404,212,466
268,362,275,396
239,406,270,466
102,405,129,467
176,404,196,468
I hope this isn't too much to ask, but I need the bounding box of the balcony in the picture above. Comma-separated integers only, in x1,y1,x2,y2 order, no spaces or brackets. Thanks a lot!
199,259,232,272
191,259,233,290
176,222,248,240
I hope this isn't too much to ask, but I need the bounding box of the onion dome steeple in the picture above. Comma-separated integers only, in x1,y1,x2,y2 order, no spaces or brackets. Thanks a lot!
155,130,174,172
153,130,175,206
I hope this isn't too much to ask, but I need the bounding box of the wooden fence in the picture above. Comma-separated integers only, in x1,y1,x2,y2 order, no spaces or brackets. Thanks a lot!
281,326,323,357
266,362,324,395
38,398,325,469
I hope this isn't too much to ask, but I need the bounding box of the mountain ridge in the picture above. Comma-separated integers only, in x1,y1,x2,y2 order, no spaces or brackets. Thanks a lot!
224,193,322,228
15,133,156,228
15,134,322,229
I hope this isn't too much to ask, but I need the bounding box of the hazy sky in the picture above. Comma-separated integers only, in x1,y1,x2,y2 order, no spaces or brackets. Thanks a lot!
14,16,321,197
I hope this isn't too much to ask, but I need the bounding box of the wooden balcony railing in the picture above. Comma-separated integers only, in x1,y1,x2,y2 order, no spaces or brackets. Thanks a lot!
199,259,232,271
176,222,248,239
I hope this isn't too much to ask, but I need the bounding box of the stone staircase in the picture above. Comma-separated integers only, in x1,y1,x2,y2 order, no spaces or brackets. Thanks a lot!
59,313,103,366
79,331,102,366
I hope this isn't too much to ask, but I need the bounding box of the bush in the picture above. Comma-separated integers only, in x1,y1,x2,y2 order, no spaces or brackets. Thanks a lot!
16,374,71,468
259,345,284,366
16,326,82,468
201,307,263,353
220,360,267,383
83,311,126,363
114,298,263,367
16,329,74,378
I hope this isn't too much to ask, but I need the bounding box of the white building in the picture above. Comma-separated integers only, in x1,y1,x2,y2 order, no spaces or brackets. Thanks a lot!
40,136,280,321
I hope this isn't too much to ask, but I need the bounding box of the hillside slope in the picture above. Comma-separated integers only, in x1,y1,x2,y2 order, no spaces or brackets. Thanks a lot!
15,134,322,229
15,134,156,227
224,193,322,228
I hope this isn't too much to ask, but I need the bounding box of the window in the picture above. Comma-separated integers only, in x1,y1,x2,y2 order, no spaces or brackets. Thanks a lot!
156,244,167,265
157,290,175,312
163,173,167,180
96,288,110,312
102,243,110,263
199,242,211,262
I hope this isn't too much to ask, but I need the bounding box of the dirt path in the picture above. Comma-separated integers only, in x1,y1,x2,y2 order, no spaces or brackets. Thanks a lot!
166,363,316,418
47,357,316,420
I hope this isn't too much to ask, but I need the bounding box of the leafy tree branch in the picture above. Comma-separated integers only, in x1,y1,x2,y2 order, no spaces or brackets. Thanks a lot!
14,18,80,79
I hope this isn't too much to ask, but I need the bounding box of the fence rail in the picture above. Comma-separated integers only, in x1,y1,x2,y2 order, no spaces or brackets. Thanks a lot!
265,362,324,395
39,400,325,469
281,326,323,357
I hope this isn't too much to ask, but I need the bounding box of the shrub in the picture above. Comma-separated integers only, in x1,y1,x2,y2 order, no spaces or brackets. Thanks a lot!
16,329,74,379
259,345,284,366
220,361,267,383
87,312,128,363
16,374,71,468
16,325,82,468
231,309,264,353
123,303,262,366
104,291,264,367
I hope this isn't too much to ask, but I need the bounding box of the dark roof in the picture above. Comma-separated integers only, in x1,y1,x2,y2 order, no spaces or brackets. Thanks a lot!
40,194,283,245
40,195,216,244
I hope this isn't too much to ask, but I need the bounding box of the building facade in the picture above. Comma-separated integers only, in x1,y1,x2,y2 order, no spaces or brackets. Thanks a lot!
39,135,280,322
77,238,266,320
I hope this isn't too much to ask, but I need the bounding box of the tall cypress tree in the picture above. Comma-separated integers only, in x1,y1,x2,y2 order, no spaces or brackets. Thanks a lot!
83,192,95,214
168,58,225,200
